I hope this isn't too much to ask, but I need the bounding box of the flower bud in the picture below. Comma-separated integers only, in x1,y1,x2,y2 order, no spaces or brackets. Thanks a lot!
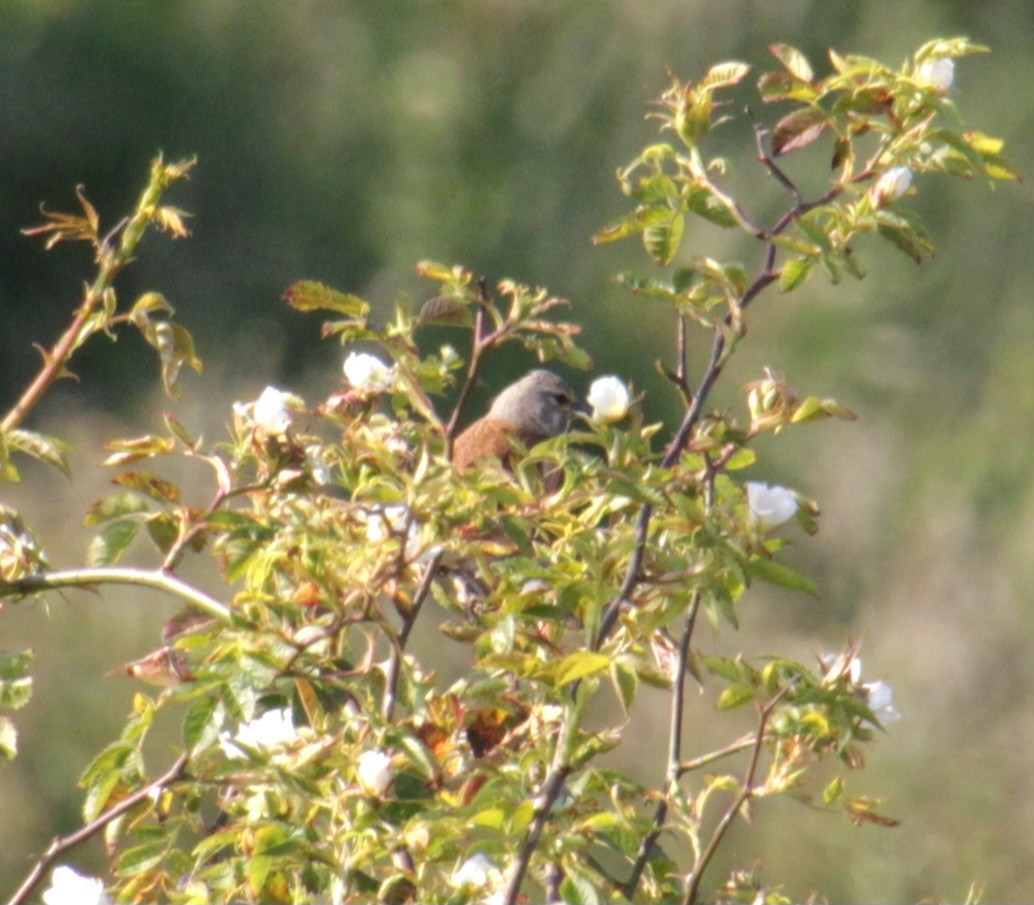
916,57,954,92
587,375,631,423
871,166,913,206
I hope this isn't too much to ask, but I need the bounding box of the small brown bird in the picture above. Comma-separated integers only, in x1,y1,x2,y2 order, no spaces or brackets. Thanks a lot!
452,369,584,472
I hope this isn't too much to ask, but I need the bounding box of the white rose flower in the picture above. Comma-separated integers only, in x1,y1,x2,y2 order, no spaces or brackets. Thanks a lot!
865,680,901,725
356,749,393,796
343,351,394,391
871,166,913,206
42,866,111,905
220,708,297,756
245,385,299,436
587,375,631,423
745,481,798,530
916,57,954,91
453,853,497,888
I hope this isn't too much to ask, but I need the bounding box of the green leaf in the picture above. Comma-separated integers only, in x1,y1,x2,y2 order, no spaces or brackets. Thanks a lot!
0,716,16,759
184,695,223,755
546,651,611,686
114,471,182,503
87,519,141,566
117,839,169,877
85,492,151,525
771,107,828,156
5,429,71,477
283,280,370,318
560,873,601,905
779,257,814,292
717,682,756,710
823,775,845,805
643,213,685,265
700,61,752,91
610,658,638,712
768,43,814,82
746,557,819,596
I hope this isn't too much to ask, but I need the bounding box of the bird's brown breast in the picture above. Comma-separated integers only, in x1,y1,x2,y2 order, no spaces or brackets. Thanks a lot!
452,417,548,471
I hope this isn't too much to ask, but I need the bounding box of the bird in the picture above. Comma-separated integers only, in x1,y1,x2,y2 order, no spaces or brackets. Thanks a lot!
451,369,585,473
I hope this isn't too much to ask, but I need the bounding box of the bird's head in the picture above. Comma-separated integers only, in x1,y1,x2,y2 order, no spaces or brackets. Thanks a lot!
489,369,586,439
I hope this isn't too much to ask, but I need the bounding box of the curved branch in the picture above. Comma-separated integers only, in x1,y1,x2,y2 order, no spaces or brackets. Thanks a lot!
6,752,190,905
0,567,231,623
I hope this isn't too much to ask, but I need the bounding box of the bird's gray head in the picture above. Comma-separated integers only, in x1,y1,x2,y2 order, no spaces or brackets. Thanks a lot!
489,369,583,438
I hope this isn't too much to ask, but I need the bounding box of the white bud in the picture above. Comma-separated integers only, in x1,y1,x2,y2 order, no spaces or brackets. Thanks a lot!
343,351,394,391
587,375,631,423
916,57,954,91
356,749,393,795
42,866,112,905
745,481,798,530
872,166,913,206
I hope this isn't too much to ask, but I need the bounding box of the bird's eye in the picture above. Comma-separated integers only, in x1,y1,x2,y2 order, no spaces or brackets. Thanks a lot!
553,392,571,406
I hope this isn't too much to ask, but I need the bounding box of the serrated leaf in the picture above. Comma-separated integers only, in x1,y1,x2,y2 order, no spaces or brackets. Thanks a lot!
700,61,752,91
87,519,141,566
547,651,611,686
610,658,638,712
779,257,814,292
184,695,222,755
85,492,151,525
0,716,16,759
823,775,845,805
643,213,685,265
103,435,176,467
418,295,474,327
5,429,72,477
717,683,756,710
771,107,829,156
768,43,814,82
113,471,181,504
746,557,818,596
283,280,370,318
560,873,600,905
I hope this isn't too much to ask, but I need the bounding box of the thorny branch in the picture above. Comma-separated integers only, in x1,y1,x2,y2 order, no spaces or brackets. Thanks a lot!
683,688,790,905
7,752,190,905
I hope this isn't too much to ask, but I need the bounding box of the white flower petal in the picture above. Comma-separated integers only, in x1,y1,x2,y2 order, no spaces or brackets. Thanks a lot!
357,749,393,795
587,375,631,423
220,708,297,756
872,166,913,205
42,866,111,905
252,386,297,436
453,853,497,888
746,481,798,530
343,352,394,391
917,57,954,91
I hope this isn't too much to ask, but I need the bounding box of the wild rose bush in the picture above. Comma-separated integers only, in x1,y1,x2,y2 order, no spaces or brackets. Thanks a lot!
1,38,1014,905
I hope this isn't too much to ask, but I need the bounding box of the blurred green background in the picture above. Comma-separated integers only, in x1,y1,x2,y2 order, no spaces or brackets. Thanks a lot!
2,1,1033,901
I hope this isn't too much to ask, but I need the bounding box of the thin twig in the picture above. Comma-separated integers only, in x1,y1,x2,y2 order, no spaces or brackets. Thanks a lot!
444,279,492,449
677,735,756,776
501,764,572,905
7,752,190,905
382,550,443,721
0,567,231,623
682,688,789,905
621,590,701,898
